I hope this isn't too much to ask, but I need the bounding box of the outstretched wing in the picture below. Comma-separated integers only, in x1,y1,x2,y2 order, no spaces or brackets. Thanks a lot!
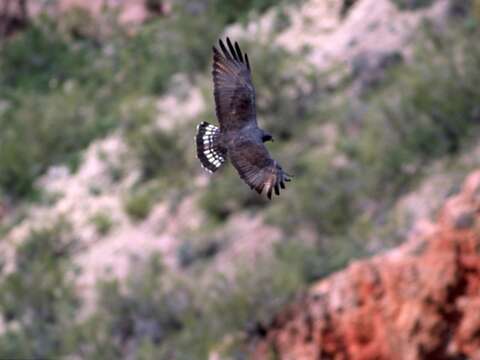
229,138,291,199
212,38,256,131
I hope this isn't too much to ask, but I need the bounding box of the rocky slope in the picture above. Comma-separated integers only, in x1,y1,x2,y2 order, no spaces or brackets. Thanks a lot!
1,0,479,357
251,170,480,360
0,0,457,296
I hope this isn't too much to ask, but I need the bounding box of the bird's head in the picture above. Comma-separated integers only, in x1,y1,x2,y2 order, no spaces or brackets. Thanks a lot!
262,132,274,143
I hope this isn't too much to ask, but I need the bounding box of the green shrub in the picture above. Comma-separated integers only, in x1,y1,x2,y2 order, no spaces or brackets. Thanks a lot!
89,211,115,236
391,0,435,10
199,166,267,223
273,7,292,33
97,255,186,344
126,126,187,181
177,236,222,268
0,220,80,359
0,89,117,197
0,19,92,93
212,0,283,24
124,190,154,221
264,148,362,238
0,19,117,198
72,254,194,359
356,22,480,194
179,257,303,357
251,43,322,141
69,238,315,358
274,236,365,283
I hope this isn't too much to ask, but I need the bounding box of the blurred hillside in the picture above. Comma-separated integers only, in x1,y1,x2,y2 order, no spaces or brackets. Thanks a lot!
0,0,479,358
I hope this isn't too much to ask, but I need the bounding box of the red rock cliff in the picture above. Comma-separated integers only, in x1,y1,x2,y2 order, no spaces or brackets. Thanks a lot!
252,171,480,360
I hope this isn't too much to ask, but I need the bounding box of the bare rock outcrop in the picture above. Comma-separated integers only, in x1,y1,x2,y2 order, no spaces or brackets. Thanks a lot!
252,171,480,360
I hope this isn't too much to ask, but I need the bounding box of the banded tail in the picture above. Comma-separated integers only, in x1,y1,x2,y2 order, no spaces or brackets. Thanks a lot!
195,121,227,173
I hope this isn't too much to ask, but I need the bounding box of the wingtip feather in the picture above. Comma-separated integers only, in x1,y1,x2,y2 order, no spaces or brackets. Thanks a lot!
234,41,244,63
226,37,238,62
219,39,231,61
245,53,250,70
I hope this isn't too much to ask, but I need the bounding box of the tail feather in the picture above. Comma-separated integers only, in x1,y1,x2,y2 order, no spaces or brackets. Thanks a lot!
195,122,226,173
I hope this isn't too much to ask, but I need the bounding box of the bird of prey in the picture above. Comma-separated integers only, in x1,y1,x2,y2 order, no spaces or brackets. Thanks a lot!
195,38,292,199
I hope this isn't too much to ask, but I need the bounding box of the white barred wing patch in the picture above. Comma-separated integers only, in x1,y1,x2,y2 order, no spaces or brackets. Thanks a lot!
195,121,226,173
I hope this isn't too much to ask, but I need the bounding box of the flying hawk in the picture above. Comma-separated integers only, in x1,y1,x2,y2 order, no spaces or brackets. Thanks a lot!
195,38,292,199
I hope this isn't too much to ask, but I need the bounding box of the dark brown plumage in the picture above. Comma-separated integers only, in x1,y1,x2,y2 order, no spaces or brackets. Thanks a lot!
195,38,291,199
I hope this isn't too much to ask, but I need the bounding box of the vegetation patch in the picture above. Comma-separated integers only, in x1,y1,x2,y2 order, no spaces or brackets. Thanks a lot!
123,190,155,221
89,211,115,236
0,0,291,201
78,247,308,358
391,0,435,10
0,220,80,359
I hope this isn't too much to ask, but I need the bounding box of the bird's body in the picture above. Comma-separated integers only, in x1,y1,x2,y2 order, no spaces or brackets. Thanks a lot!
195,38,291,199
222,124,267,149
